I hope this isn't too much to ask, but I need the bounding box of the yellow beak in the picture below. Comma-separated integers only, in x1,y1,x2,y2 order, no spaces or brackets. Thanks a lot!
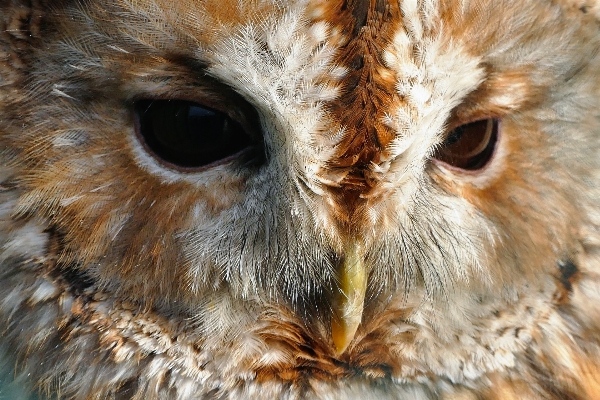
331,241,367,355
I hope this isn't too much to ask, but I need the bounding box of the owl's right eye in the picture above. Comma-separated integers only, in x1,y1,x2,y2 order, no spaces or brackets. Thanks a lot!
135,100,257,170
434,118,498,171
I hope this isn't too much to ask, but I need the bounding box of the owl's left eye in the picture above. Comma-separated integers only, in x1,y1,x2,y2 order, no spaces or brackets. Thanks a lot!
434,118,498,171
135,99,257,170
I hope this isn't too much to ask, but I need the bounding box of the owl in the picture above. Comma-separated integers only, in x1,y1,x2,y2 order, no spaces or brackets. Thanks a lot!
1,0,600,398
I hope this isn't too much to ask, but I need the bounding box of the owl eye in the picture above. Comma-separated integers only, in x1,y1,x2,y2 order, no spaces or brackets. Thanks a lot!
135,100,256,170
434,118,498,171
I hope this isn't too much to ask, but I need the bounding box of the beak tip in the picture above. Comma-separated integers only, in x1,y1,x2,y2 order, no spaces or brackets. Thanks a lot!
331,318,355,355
331,240,368,356
331,296,365,355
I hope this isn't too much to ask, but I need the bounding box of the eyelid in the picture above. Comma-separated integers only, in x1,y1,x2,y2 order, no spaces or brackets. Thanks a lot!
128,74,262,140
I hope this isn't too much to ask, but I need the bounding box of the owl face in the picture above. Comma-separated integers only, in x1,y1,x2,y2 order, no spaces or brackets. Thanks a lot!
1,0,600,397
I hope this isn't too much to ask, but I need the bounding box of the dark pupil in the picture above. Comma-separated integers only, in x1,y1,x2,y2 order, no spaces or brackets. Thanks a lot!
444,126,465,146
136,100,253,169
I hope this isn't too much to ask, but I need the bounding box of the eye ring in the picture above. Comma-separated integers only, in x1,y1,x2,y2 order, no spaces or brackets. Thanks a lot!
433,118,499,171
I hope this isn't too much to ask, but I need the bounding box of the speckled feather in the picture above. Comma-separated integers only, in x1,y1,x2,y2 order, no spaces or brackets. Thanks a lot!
1,0,600,399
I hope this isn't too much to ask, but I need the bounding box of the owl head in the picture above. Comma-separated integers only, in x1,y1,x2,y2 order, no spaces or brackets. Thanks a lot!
1,0,600,398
